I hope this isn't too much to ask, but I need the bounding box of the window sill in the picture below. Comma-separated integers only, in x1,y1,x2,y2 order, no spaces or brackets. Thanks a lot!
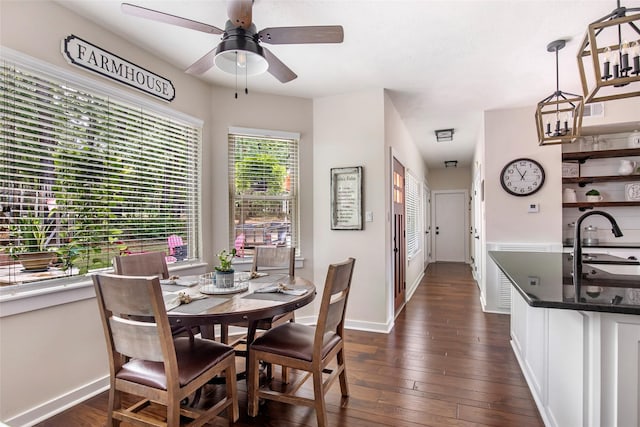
0,261,207,318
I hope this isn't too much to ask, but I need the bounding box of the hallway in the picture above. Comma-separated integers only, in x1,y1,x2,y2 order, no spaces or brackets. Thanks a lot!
37,262,542,426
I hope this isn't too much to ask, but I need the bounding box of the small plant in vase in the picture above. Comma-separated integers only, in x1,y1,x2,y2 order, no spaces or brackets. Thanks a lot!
585,189,602,202
214,248,236,288
3,210,58,271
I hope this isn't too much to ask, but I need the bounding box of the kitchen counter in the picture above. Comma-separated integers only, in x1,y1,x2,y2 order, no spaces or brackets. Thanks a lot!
489,251,640,315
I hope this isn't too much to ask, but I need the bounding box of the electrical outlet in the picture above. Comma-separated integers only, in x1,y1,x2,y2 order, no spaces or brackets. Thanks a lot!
527,276,540,286
528,202,539,213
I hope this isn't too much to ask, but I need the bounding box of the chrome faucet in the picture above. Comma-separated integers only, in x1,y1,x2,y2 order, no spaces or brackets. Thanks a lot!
573,210,623,295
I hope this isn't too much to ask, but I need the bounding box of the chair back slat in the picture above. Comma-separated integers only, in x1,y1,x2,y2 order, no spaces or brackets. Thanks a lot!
93,273,177,369
251,246,295,276
113,252,169,279
315,258,355,347
110,316,164,362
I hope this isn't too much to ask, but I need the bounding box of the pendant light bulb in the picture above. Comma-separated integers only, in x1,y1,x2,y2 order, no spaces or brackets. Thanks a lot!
236,51,247,69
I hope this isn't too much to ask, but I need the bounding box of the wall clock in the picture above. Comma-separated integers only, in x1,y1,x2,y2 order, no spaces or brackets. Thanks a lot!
500,158,545,197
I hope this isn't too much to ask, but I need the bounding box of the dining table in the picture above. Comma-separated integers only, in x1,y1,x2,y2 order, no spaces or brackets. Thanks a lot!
161,273,316,377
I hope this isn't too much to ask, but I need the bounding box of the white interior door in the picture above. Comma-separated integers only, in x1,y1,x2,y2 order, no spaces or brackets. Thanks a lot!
433,191,467,262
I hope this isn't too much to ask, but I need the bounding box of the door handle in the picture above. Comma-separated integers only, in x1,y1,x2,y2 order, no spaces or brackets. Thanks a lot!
474,235,479,239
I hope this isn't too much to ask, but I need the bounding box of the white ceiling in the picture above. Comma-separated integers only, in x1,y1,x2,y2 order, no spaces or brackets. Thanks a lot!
54,0,626,169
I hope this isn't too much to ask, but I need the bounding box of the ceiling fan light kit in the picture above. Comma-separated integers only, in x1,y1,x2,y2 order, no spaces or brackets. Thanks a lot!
214,24,268,76
535,39,584,146
576,1,640,103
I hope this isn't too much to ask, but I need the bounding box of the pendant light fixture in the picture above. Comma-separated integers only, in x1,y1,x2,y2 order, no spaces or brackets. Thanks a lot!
576,0,640,103
535,39,585,146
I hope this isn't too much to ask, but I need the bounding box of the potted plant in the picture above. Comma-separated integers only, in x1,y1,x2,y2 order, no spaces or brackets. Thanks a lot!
4,210,57,271
214,248,236,288
585,189,603,202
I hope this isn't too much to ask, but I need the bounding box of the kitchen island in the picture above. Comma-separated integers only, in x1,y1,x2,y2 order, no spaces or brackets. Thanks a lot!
489,251,640,427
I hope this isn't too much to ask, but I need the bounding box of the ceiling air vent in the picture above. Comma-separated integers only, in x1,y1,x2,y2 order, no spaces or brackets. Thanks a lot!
582,102,604,119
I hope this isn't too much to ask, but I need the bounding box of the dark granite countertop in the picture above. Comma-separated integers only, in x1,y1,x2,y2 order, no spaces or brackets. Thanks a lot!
489,251,640,315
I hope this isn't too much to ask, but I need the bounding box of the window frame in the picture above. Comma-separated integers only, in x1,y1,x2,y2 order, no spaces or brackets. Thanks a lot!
227,127,300,259
0,47,203,300
405,171,422,260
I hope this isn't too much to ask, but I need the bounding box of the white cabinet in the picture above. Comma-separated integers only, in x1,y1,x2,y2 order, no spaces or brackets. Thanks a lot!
510,290,640,427
600,314,640,427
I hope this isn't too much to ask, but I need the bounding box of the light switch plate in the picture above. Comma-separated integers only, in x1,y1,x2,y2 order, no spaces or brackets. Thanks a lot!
365,211,373,222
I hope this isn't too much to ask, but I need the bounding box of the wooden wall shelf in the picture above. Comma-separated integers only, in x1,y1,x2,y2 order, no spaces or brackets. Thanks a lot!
563,201,640,211
562,148,640,162
563,175,640,186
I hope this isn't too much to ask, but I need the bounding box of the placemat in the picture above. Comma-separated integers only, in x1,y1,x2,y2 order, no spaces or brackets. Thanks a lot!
162,284,187,292
250,273,287,283
170,297,227,314
242,292,302,302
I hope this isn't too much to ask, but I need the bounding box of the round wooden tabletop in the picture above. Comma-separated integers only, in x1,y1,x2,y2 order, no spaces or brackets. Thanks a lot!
168,275,316,329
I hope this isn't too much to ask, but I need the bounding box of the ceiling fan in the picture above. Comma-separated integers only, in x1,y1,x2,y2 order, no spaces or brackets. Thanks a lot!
121,0,344,83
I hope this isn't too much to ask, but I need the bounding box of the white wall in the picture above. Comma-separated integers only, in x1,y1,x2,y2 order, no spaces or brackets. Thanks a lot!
428,167,471,191
484,106,563,244
384,92,429,302
313,89,389,331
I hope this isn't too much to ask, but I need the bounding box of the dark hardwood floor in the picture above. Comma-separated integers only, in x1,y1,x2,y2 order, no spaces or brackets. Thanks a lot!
36,262,542,427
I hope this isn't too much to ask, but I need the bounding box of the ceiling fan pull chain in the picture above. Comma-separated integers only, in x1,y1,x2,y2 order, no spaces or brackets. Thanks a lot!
235,51,239,99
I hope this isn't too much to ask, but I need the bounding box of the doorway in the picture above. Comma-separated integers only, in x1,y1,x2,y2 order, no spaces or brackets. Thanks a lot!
392,157,406,313
432,190,468,262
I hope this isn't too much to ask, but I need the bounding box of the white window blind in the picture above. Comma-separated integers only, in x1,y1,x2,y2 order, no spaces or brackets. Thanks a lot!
228,129,299,257
0,57,201,286
405,172,421,260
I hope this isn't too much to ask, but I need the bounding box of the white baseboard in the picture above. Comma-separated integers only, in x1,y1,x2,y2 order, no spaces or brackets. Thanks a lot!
5,376,109,427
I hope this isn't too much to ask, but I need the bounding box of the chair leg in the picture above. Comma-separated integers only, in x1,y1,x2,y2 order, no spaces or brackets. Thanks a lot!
282,365,289,384
107,387,120,426
167,396,181,427
313,369,328,427
225,358,240,422
337,348,349,396
247,350,261,417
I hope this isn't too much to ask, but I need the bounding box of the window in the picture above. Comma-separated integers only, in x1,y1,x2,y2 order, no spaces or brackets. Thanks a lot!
228,128,299,257
405,172,422,259
0,52,201,287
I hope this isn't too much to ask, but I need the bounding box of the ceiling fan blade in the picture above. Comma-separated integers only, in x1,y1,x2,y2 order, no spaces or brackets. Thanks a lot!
226,0,253,30
262,47,297,83
185,48,218,75
258,26,344,45
121,3,224,35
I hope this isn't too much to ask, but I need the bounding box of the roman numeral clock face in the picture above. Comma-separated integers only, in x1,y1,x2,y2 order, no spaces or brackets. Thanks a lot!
500,158,545,196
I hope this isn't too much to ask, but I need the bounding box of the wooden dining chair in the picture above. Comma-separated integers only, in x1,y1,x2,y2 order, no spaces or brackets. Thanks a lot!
112,251,169,279
247,257,356,427
221,246,296,380
93,273,239,427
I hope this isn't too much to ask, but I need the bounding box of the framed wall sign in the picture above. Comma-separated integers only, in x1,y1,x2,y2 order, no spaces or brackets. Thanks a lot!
331,166,363,230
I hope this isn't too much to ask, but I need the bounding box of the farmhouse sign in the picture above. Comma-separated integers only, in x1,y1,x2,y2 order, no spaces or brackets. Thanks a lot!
62,35,175,102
